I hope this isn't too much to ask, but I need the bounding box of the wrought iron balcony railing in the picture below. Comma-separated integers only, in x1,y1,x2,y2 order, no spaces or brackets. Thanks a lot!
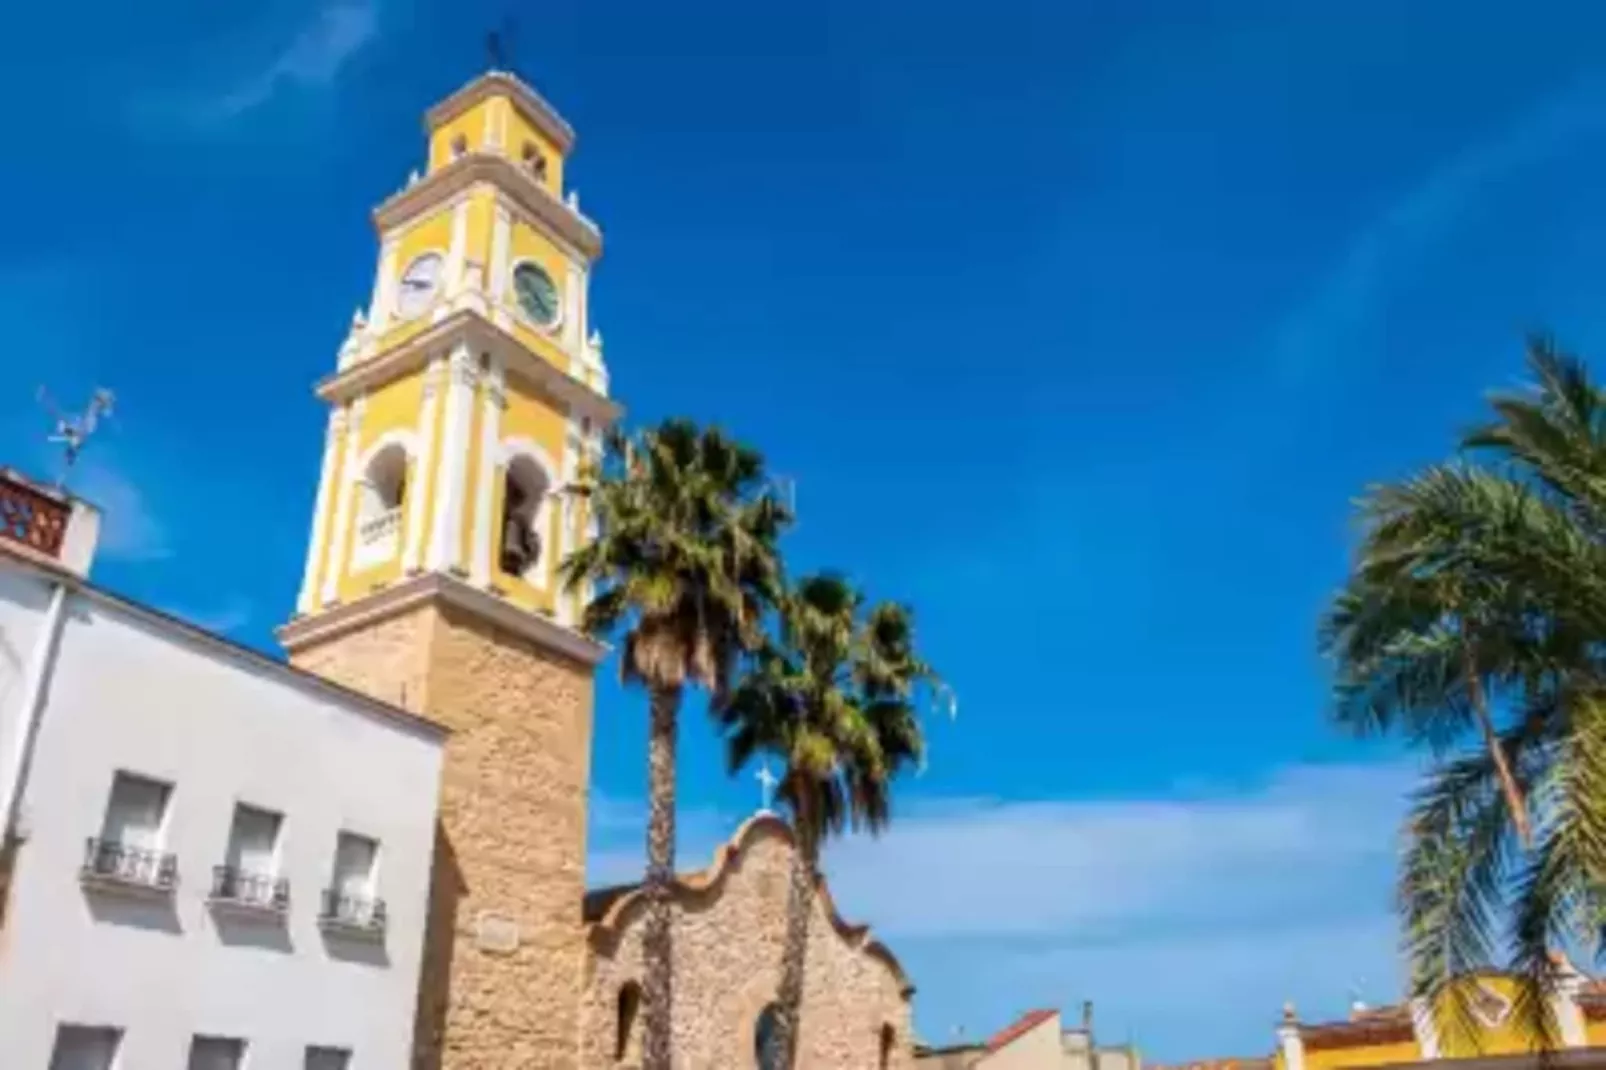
80,838,178,895
319,888,387,938
0,472,68,559
209,865,290,915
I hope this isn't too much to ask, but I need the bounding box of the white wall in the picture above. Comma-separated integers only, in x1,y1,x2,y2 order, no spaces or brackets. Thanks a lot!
0,575,445,1070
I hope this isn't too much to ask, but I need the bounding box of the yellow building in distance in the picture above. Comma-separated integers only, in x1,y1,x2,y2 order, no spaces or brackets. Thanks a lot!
1237,961,1606,1070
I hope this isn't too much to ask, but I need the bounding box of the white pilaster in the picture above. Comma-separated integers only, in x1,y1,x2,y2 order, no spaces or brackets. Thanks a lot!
320,398,365,606
368,238,399,328
482,98,500,150
1555,976,1588,1048
563,264,584,353
401,358,446,574
555,415,583,625
489,205,512,331
1277,1014,1305,1070
440,199,470,314
426,344,479,574
470,357,507,587
1409,998,1441,1059
296,409,347,613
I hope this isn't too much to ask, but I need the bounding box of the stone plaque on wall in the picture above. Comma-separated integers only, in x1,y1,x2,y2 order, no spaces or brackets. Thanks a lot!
475,911,521,954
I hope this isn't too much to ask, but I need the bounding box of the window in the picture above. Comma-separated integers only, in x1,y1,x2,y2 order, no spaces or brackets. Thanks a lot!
84,771,176,889
188,1036,245,1070
450,134,467,159
101,771,169,850
499,456,549,579
306,1046,352,1070
214,803,287,910
49,1025,121,1070
332,831,378,897
521,141,548,180
880,1023,896,1069
615,981,642,1061
226,803,281,875
755,1003,784,1070
323,830,384,932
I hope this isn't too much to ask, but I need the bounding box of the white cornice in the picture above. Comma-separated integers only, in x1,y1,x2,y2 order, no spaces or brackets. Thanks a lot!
425,72,575,155
374,154,601,261
316,308,623,427
277,570,608,668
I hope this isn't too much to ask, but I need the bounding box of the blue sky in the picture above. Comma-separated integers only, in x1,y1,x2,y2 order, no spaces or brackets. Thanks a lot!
6,0,1606,1058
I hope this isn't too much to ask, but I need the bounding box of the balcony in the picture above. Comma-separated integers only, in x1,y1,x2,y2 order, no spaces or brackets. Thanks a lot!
80,838,178,898
208,865,290,919
0,470,69,560
319,888,387,939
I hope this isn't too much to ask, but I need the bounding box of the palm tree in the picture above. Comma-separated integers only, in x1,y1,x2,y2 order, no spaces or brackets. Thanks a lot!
719,573,944,1069
1320,337,1606,1051
560,419,791,1070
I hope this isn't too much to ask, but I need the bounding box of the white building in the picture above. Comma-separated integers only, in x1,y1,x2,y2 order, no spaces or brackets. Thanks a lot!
0,468,447,1070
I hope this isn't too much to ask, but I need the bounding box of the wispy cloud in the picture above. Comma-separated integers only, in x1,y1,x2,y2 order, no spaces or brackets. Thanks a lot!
1271,76,1606,388
72,460,172,563
589,761,1420,1057
130,1,379,129
210,2,377,119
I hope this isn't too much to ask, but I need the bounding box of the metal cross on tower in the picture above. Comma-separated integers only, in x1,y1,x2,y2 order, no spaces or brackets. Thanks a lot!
37,386,115,488
486,17,517,71
755,761,779,813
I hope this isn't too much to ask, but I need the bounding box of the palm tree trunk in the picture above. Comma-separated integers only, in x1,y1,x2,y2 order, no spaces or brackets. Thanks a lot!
642,684,682,1070
1461,647,1532,847
772,797,815,1070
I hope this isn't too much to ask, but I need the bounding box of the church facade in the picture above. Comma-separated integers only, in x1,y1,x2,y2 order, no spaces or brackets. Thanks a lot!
277,69,914,1069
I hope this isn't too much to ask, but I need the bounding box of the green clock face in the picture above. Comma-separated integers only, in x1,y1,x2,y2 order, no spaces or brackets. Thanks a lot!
513,263,559,326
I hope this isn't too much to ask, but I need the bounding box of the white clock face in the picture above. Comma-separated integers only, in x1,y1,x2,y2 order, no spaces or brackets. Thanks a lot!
397,253,444,318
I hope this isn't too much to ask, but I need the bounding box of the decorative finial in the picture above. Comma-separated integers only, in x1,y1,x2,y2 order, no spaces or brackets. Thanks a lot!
566,189,580,211
351,307,367,329
407,169,421,187
588,328,603,350
755,761,779,812
1282,1002,1297,1024
37,386,115,488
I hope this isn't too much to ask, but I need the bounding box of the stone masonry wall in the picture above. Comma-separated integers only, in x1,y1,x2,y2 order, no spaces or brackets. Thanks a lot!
290,599,596,1070
582,820,914,1070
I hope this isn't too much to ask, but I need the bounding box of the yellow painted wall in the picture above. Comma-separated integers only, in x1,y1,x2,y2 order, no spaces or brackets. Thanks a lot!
1431,976,1556,1057
502,102,566,194
1302,1040,1421,1070
425,95,566,196
428,103,489,172
1583,1016,1606,1047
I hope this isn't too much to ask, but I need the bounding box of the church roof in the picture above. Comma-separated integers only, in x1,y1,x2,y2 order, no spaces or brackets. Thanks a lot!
583,812,915,998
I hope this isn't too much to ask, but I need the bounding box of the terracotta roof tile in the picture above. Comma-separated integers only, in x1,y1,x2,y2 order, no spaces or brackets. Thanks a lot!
986,1009,1058,1053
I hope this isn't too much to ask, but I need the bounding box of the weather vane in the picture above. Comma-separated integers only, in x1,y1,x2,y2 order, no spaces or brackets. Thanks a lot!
38,386,115,488
486,16,517,71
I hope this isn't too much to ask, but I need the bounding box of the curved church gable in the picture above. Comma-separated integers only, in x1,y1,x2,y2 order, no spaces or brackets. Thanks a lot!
581,813,913,1069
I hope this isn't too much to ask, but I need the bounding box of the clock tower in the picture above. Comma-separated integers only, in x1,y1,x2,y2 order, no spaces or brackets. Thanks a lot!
278,70,616,1070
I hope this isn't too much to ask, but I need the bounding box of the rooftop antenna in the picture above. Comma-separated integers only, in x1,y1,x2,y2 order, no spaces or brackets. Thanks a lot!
486,16,517,72
37,386,115,488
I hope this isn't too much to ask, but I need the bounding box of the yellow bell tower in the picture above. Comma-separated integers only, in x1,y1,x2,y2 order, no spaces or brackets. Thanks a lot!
278,70,616,1070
